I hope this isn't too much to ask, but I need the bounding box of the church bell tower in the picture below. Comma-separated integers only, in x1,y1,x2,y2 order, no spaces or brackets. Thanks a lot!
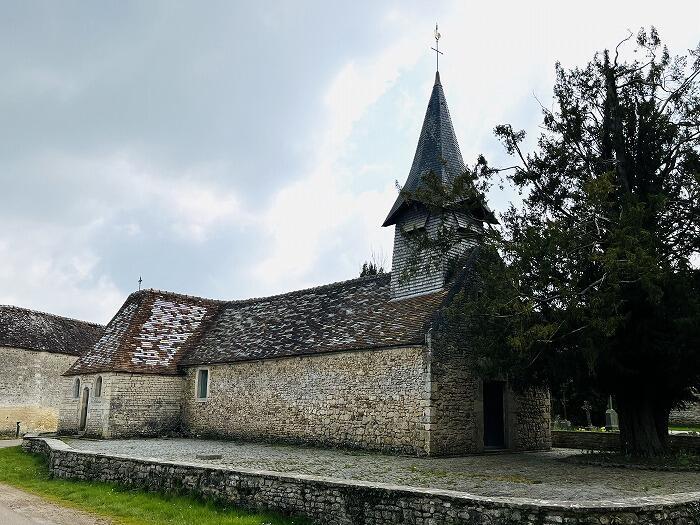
383,69,495,300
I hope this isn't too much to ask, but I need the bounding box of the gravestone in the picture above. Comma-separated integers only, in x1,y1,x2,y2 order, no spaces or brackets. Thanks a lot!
582,400,593,430
552,415,572,430
605,396,619,431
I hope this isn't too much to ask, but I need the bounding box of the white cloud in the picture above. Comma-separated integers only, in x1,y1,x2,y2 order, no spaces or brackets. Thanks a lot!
251,0,700,294
157,178,244,242
31,151,248,242
0,151,250,321
0,223,123,323
3,0,698,320
252,24,428,290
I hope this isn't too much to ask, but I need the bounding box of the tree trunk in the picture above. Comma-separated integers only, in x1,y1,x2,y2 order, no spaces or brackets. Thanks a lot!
616,395,669,457
653,403,670,451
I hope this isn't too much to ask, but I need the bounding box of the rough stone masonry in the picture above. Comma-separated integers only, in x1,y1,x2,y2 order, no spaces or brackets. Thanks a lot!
23,437,700,525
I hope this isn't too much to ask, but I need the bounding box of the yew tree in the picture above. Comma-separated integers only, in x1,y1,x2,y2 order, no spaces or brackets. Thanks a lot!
409,29,700,457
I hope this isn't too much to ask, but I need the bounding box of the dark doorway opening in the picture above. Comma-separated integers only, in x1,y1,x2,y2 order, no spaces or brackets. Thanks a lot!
79,387,89,432
483,381,505,448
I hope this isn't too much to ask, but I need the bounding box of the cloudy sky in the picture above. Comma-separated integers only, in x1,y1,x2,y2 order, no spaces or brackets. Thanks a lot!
2,1,699,324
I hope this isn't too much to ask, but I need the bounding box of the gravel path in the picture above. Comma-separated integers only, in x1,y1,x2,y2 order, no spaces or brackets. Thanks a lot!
64,438,700,502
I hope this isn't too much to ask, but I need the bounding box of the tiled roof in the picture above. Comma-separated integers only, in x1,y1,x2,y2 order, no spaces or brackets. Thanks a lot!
383,72,467,227
0,305,104,356
181,274,446,366
65,290,223,375
66,274,446,375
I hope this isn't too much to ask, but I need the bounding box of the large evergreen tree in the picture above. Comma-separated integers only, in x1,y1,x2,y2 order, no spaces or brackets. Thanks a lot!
407,29,700,457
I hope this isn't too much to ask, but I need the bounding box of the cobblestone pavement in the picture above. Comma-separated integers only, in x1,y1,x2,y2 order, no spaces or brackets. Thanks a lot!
64,438,700,502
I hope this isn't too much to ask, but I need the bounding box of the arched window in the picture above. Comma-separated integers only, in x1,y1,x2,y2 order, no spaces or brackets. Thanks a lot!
95,376,103,397
73,378,81,399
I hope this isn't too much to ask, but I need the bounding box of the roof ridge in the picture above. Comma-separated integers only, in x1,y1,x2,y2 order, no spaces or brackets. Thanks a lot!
130,273,392,309
0,304,105,328
223,272,391,306
135,288,227,305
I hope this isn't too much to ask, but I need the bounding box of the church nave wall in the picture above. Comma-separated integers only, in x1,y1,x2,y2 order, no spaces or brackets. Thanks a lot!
181,345,430,455
58,372,184,438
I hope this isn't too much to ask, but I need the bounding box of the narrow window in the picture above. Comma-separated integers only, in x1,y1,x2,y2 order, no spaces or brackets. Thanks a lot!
196,369,209,400
73,378,81,399
95,376,103,397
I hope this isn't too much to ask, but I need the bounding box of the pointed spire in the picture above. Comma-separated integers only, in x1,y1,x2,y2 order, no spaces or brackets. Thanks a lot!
382,72,465,226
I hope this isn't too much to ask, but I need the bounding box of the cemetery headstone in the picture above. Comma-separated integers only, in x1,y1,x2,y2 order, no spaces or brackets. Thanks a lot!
582,400,593,430
605,396,619,432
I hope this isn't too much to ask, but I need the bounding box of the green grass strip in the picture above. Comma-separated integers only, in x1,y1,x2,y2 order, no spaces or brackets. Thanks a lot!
0,446,310,525
669,426,700,433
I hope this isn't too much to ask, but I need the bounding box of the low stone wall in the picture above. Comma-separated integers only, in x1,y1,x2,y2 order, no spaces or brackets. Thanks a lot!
553,430,700,453
671,400,700,426
552,430,620,451
23,436,700,525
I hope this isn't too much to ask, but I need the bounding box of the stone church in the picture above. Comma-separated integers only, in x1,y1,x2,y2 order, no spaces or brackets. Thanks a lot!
53,71,552,455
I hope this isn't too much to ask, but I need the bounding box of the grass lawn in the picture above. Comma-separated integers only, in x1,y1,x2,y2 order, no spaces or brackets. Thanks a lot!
0,446,309,525
669,426,700,433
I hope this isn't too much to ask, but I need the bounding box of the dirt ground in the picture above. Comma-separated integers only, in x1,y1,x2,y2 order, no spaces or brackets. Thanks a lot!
0,440,109,525
0,483,110,525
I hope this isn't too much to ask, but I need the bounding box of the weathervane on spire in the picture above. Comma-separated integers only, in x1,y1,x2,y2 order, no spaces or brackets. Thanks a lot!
431,23,443,72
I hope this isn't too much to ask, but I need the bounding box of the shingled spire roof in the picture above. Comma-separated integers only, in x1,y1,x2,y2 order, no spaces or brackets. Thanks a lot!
383,71,466,227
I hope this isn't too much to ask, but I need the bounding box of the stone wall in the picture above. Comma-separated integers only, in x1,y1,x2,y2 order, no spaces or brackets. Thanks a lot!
507,387,552,452
182,346,430,455
58,372,184,437
23,436,700,525
428,344,480,455
181,343,550,457
428,339,551,455
55,343,551,456
671,398,700,426
552,430,700,453
58,373,110,436
0,346,76,435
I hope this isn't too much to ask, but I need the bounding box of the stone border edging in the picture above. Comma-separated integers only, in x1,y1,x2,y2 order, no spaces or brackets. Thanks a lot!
22,436,700,525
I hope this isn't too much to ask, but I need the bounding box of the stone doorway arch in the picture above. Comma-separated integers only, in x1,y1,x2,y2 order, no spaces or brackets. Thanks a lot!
79,387,90,432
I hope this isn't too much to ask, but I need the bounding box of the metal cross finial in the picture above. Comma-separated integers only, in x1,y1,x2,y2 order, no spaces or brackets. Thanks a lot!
138,276,142,291
431,23,443,72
